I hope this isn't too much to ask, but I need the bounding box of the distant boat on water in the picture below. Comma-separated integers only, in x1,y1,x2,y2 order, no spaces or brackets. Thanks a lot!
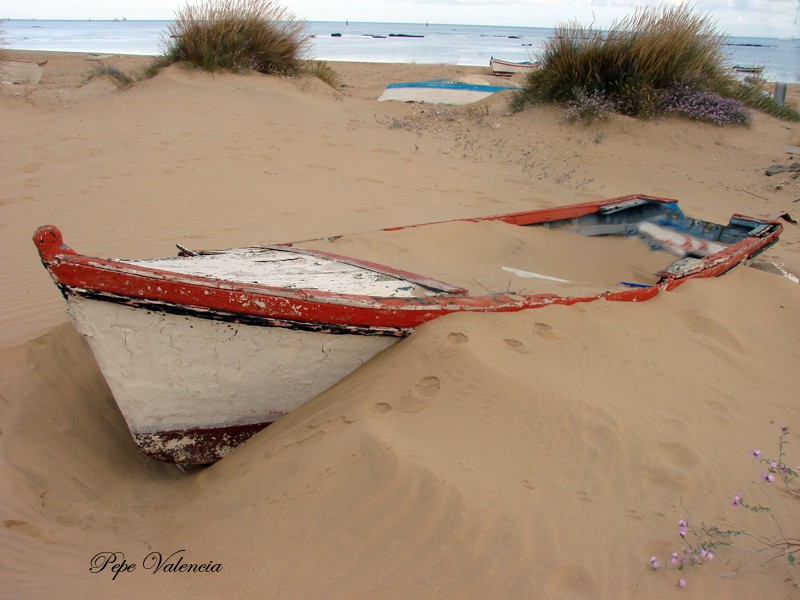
731,64,765,75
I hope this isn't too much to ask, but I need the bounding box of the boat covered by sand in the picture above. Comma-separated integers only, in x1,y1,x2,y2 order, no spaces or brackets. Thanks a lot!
377,76,517,104
33,194,786,465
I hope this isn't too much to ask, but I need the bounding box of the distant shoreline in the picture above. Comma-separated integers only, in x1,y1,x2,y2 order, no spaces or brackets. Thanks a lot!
4,49,798,89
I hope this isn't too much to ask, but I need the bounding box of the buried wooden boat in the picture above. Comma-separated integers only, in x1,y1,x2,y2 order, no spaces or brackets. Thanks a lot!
490,57,539,76
377,77,517,104
34,194,788,465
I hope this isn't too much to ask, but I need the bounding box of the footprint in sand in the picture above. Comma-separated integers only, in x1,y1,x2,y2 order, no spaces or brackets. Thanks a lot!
624,508,645,521
415,375,440,397
372,401,392,414
4,519,42,537
503,338,530,353
532,322,558,340
448,332,468,344
545,565,598,597
399,375,440,413
656,442,700,469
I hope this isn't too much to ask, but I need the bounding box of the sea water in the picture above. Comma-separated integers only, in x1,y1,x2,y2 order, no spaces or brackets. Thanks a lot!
4,19,798,83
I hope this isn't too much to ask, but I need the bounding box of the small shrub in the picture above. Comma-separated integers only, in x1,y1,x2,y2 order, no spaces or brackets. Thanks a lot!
305,60,340,88
87,65,135,88
162,0,310,75
729,81,800,121
465,102,490,122
141,54,178,79
509,90,529,113
378,115,419,131
509,5,800,126
517,5,729,117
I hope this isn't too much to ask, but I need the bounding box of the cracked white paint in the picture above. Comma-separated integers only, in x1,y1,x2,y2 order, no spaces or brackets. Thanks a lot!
66,296,398,435
121,248,435,297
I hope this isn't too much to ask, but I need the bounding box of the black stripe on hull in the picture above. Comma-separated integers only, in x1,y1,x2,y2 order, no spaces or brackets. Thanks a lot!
62,286,413,337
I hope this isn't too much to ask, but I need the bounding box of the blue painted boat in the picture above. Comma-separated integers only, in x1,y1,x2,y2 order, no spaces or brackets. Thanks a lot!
378,78,517,104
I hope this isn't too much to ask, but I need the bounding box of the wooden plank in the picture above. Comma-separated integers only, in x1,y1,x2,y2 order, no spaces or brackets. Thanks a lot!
260,245,468,295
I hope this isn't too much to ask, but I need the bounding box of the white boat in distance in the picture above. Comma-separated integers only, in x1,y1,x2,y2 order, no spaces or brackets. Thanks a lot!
34,195,787,465
490,57,539,76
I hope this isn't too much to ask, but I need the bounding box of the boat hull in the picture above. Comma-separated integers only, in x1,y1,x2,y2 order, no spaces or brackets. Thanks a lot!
34,194,787,465
490,58,538,76
377,79,514,105
66,295,399,464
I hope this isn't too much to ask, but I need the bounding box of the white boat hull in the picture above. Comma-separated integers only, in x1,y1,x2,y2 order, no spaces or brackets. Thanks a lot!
490,58,538,75
66,296,399,463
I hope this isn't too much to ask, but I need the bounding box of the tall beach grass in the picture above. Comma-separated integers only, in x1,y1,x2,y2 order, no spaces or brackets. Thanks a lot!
512,5,798,123
161,0,310,75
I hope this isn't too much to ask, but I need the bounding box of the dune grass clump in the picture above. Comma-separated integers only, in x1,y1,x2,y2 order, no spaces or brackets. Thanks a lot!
87,64,136,88
142,54,179,79
162,0,310,75
513,6,755,124
728,82,800,121
304,60,340,88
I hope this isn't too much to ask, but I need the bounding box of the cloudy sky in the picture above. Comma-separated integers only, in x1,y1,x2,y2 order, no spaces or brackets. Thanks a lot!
2,0,798,38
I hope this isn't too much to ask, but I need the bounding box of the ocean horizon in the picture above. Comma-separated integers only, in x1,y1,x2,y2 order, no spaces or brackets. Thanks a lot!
4,19,799,82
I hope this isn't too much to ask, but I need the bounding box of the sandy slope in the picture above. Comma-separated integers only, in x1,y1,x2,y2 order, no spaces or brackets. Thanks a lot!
1,51,799,598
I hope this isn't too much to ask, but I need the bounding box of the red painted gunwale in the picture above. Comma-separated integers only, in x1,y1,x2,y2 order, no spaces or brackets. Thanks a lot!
33,194,784,333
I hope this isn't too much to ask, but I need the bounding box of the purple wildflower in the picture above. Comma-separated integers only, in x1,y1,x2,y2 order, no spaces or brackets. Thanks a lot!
650,556,661,570
761,472,775,483
678,578,687,587
733,493,743,507
750,449,762,459
671,551,680,565
659,84,750,125
563,88,618,123
678,520,689,538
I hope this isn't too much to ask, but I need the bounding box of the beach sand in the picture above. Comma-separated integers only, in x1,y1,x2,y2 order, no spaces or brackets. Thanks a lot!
2,50,799,598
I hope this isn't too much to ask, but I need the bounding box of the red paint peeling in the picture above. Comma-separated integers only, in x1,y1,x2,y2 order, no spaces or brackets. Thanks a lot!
33,196,784,334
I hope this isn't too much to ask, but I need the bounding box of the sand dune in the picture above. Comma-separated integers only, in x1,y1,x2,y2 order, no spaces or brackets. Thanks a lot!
1,51,799,598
